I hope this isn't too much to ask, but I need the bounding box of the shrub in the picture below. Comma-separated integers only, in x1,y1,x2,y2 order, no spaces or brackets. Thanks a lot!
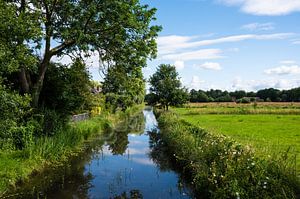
40,108,68,137
0,85,36,150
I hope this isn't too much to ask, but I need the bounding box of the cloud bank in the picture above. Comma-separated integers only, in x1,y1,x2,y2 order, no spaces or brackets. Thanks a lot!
264,65,300,75
219,0,300,16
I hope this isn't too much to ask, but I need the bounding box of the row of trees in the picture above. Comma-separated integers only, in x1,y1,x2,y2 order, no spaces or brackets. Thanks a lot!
145,64,300,109
0,0,160,150
189,87,300,103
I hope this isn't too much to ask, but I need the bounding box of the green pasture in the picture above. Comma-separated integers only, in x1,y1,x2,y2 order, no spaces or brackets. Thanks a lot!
173,105,300,173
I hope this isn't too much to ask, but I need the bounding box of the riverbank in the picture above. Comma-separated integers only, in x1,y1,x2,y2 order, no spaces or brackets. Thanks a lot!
0,105,144,196
156,110,300,198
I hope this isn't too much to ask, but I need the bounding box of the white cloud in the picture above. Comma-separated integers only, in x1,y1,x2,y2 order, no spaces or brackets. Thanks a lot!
162,49,223,61
53,51,100,68
188,76,205,90
241,22,275,31
195,62,222,70
292,39,300,44
228,48,240,52
219,0,300,16
280,60,296,64
53,55,73,65
157,35,197,54
174,60,185,70
264,65,300,75
158,33,294,56
231,77,300,91
131,157,154,166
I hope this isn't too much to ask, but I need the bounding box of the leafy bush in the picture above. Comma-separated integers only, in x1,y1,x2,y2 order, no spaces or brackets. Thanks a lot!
39,108,68,137
0,85,37,150
105,93,141,112
156,111,300,198
40,60,92,116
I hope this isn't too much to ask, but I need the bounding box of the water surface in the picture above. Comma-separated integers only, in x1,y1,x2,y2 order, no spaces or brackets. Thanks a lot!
6,109,192,199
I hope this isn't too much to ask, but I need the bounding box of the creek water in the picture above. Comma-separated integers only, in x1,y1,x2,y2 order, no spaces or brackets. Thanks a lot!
6,109,193,199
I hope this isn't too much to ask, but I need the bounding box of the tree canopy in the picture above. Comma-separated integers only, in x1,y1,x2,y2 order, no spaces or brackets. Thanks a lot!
148,64,188,110
1,0,161,107
0,0,161,148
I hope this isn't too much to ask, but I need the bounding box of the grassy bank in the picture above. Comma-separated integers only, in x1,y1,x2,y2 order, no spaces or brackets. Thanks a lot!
156,110,300,198
173,104,300,173
0,105,144,196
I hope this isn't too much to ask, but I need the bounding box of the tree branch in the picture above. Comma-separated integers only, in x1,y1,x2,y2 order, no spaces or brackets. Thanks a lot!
49,40,75,56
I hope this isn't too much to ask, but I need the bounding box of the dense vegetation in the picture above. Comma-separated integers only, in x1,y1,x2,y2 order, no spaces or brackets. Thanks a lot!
156,110,300,198
0,0,159,149
0,0,160,194
188,87,300,103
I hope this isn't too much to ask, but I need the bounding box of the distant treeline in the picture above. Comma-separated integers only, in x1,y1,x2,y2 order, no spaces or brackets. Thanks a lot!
189,87,300,103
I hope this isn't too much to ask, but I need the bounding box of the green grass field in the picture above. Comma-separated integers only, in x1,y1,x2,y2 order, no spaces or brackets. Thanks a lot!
173,103,300,173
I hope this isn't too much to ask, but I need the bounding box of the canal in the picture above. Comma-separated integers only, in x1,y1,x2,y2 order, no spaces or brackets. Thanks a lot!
5,109,193,199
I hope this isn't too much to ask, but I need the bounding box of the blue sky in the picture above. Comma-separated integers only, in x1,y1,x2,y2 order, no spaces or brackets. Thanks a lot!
136,0,300,91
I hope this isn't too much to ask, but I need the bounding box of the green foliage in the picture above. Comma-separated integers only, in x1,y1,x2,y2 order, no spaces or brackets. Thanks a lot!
0,85,37,150
188,87,300,103
0,0,160,108
236,97,251,104
257,88,281,102
149,64,189,110
230,90,247,100
215,94,233,102
197,90,210,102
145,93,159,105
40,60,92,115
0,115,108,194
103,65,145,111
0,0,41,77
157,111,299,198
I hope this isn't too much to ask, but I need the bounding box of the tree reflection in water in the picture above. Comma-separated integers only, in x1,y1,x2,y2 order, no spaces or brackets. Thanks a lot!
5,138,105,199
112,189,143,199
5,110,193,199
148,129,175,171
148,129,193,196
107,112,145,155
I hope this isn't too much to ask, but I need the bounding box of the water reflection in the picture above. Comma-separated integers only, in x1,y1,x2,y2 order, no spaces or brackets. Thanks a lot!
106,112,145,155
4,109,192,199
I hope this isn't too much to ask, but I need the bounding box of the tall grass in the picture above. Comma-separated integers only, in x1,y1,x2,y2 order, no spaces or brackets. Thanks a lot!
0,104,145,195
0,115,109,195
156,110,300,198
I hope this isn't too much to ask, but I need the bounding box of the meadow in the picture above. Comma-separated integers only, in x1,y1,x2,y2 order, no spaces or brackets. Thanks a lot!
156,110,300,198
172,102,300,173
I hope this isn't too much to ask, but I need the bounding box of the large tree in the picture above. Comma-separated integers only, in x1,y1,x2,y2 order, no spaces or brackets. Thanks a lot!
102,64,145,110
149,64,188,110
1,0,161,107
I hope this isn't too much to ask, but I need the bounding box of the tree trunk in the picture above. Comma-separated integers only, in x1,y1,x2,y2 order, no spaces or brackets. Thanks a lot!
32,56,50,108
32,5,52,108
19,67,30,93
